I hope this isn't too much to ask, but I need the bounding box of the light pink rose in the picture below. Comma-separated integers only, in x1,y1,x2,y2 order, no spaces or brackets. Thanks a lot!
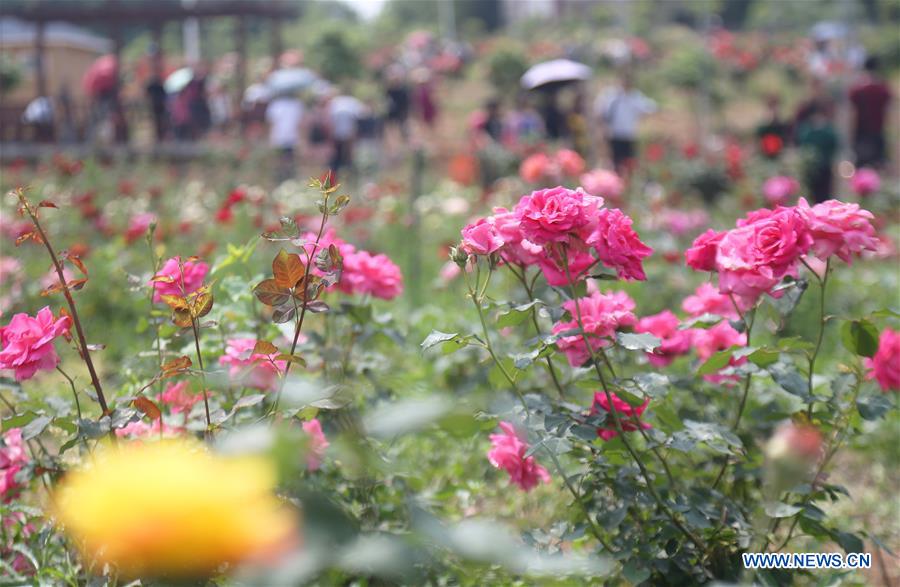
125,212,157,244
218,338,288,390
762,176,800,206
491,207,543,267
556,149,586,177
715,207,812,302
591,392,651,441
150,256,209,303
850,168,880,196
553,291,637,366
580,169,624,203
514,186,602,245
685,229,725,272
0,428,28,502
659,209,710,237
0,307,70,381
487,421,551,491
460,217,505,255
681,282,748,319
114,419,180,439
339,249,404,300
302,418,329,470
587,208,653,281
796,198,879,264
635,310,692,367
864,328,900,392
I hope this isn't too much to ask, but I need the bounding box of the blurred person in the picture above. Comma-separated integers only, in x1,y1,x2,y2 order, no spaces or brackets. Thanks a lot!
305,96,332,167
792,77,827,143
796,101,839,204
22,95,54,142
241,77,271,141
505,93,544,151
849,55,893,168
384,64,410,147
411,68,438,135
594,71,657,174
146,76,168,142
755,95,789,159
266,91,304,184
355,98,383,175
328,93,363,180
185,71,211,139
539,92,566,141
567,87,589,157
480,98,504,142
208,81,232,135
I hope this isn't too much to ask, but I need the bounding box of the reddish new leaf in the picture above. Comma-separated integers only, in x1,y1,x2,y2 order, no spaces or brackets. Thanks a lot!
253,279,291,307
132,396,162,421
272,249,304,289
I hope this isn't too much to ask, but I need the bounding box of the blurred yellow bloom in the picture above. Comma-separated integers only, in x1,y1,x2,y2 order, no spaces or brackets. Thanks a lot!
52,440,297,578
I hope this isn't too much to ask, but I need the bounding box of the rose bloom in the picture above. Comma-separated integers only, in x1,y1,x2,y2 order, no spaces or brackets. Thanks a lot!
635,310,692,367
0,307,70,381
865,328,900,392
302,419,329,471
536,245,595,286
580,169,624,204
124,212,157,244
150,257,209,303
52,441,297,579
587,208,653,280
659,209,709,237
851,168,880,196
682,282,748,320
1,428,28,502
715,207,812,302
693,321,747,383
591,392,651,441
553,291,637,366
487,421,550,491
556,148,585,177
219,338,287,391
685,229,724,272
762,176,799,206
491,207,543,267
460,217,504,255
765,422,823,462
338,249,404,300
514,186,602,245
796,198,879,264
519,152,551,183
115,419,181,439
158,381,206,415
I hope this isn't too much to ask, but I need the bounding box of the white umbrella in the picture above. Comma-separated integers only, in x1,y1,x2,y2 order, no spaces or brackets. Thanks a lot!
164,67,193,94
521,59,591,90
267,68,319,94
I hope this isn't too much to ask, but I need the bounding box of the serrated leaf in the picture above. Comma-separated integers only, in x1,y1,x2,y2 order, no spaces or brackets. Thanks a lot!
496,300,542,328
616,332,661,352
768,362,810,399
421,330,458,350
253,278,291,307
748,347,780,367
272,249,305,289
253,340,278,355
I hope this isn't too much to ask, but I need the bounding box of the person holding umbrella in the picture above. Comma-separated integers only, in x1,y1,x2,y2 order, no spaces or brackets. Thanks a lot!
593,70,656,175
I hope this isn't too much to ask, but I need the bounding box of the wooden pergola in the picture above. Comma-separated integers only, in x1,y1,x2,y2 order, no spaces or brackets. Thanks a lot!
1,0,300,141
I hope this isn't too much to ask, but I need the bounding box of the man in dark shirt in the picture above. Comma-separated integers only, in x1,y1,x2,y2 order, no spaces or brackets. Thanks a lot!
849,56,893,168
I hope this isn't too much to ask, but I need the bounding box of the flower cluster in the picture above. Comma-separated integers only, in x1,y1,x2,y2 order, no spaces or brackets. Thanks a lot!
580,169,624,205
686,199,879,305
635,310,692,367
460,186,652,286
487,421,551,491
552,290,636,366
0,307,70,381
591,392,651,441
851,168,880,196
519,149,585,184
301,229,404,300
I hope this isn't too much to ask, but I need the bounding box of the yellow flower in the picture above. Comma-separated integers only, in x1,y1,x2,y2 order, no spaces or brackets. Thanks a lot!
52,440,297,578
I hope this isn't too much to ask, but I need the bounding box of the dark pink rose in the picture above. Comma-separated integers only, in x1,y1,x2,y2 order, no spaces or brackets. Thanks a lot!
685,229,725,272
851,168,880,196
150,256,209,303
553,291,636,366
0,307,70,381
587,208,653,281
302,418,329,470
487,421,551,491
339,249,404,300
461,217,505,255
635,310,692,367
514,186,602,245
591,392,651,441
865,328,900,392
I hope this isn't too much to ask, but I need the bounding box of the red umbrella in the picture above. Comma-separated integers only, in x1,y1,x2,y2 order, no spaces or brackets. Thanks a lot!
82,55,118,96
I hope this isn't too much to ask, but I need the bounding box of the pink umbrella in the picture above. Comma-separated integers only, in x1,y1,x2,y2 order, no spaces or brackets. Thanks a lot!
82,55,118,96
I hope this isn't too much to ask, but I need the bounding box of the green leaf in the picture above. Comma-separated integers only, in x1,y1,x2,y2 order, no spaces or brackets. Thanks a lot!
2,411,40,431
748,347,780,368
765,502,802,518
21,415,51,440
623,560,651,584
616,332,661,352
840,319,880,358
496,300,543,328
768,362,810,399
697,348,734,375
632,373,670,399
421,330,458,351
679,313,723,330
857,394,892,420
233,394,266,410
614,387,645,407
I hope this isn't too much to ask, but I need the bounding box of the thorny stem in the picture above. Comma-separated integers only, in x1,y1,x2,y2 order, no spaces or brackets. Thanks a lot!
18,193,110,417
559,247,707,555
271,198,331,413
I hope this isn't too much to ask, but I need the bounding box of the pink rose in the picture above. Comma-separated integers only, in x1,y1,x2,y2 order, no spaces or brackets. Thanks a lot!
157,381,206,415
115,419,180,439
553,291,637,366
635,310,692,367
536,246,595,286
796,198,879,264
487,421,551,491
519,152,551,183
762,176,800,206
580,169,624,203
659,209,709,237
0,307,70,381
850,168,880,196
685,229,725,272
693,321,747,383
0,428,28,502
766,422,823,463
556,149,586,177
460,217,505,255
864,328,900,392
339,249,404,300
492,207,543,267
715,207,812,302
514,186,602,245
218,338,288,391
125,212,157,244
587,208,653,281
681,282,748,319
302,418,329,470
150,256,209,303
591,392,651,441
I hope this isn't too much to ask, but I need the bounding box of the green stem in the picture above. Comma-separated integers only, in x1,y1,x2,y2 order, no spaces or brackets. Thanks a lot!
804,258,830,418
545,447,615,552
189,317,212,436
